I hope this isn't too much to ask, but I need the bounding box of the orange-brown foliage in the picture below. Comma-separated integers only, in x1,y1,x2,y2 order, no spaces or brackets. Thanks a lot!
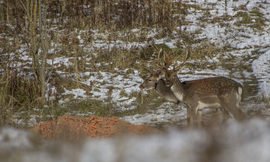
33,115,159,140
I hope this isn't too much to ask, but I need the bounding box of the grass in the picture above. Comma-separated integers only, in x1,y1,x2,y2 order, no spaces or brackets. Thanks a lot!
0,0,269,128
233,8,267,30
66,99,110,117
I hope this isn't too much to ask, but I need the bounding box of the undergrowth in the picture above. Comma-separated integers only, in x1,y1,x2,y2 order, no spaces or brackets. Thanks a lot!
0,0,268,128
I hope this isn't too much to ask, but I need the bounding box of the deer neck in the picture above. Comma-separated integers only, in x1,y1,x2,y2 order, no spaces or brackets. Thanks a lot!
155,79,179,104
170,76,185,101
155,79,169,96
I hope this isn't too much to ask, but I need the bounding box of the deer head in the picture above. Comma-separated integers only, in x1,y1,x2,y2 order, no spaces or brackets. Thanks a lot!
139,70,163,90
140,49,173,90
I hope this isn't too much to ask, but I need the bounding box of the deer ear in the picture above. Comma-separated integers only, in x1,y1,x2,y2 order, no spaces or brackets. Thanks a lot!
164,51,172,68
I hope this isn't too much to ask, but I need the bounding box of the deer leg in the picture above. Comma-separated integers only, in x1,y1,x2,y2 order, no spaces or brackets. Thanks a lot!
196,110,203,128
224,103,246,121
188,108,197,128
186,108,191,125
221,107,230,122
220,92,246,121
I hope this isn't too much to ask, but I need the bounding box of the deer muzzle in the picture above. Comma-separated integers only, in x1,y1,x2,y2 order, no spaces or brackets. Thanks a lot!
165,80,173,87
139,84,145,90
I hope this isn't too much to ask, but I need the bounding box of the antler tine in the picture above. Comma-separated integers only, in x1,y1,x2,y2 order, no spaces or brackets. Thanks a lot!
144,67,154,74
143,48,167,75
157,49,162,66
157,49,165,71
154,48,175,72
175,44,190,71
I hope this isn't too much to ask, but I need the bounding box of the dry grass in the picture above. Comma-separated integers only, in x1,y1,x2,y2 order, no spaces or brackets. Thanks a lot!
1,0,266,127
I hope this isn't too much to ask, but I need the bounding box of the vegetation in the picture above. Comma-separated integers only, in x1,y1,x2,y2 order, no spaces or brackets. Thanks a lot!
0,0,269,127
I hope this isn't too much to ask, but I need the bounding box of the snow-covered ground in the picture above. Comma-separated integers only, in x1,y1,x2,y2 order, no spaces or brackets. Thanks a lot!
252,49,270,98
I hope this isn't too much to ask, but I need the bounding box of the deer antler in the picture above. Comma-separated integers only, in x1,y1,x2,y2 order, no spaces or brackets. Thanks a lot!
145,48,175,74
157,49,162,68
144,49,165,75
156,49,174,72
174,45,190,71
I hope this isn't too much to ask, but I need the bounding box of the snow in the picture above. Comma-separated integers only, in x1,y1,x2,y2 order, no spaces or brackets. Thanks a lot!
62,88,88,99
252,49,270,98
121,102,187,126
47,57,75,67
78,69,143,109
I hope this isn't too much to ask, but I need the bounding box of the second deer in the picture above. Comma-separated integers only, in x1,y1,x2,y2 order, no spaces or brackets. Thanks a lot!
140,49,180,104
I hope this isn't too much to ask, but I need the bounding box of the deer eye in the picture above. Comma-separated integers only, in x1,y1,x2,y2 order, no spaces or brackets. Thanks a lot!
148,79,152,81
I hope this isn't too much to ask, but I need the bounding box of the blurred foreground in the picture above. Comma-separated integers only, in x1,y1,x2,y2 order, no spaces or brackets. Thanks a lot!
1,118,270,162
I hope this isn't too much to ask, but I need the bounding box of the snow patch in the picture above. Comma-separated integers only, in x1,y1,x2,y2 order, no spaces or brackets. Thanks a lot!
252,49,270,98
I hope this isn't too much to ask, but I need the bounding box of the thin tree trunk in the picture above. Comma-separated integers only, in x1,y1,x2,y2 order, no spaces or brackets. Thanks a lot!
39,0,48,104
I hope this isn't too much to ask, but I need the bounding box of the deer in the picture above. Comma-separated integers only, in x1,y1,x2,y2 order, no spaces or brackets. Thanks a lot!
162,47,246,127
139,50,192,124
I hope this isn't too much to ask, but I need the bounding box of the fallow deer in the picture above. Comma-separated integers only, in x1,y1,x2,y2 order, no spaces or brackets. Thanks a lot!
162,47,246,127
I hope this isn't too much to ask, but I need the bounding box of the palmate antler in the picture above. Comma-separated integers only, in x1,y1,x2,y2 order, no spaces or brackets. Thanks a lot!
159,45,190,73
149,48,173,73
163,51,173,69
146,46,190,75
156,49,173,71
